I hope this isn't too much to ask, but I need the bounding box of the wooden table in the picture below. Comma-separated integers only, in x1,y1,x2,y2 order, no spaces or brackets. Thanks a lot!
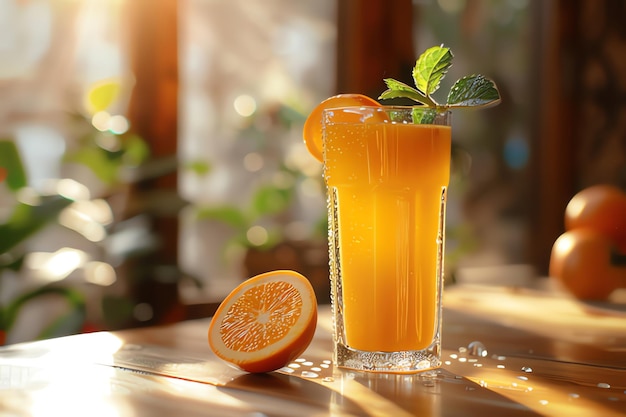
1,284,625,416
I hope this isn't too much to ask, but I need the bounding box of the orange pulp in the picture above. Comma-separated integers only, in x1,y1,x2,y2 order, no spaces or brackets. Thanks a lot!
208,270,317,373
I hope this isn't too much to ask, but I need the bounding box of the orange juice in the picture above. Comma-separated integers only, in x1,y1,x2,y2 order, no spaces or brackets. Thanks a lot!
324,110,451,353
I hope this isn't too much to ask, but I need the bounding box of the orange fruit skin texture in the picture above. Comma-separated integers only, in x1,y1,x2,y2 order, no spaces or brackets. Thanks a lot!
564,184,626,251
208,270,317,373
550,184,626,300
302,93,380,163
549,229,623,300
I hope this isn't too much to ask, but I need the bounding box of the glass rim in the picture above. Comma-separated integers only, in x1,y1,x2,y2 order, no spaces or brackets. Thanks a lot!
322,105,451,114
322,105,452,126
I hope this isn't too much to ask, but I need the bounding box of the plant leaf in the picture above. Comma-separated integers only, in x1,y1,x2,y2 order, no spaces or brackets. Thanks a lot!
196,205,248,229
0,195,74,254
412,108,437,124
0,140,28,192
122,133,150,166
85,77,122,115
413,45,453,97
64,147,119,185
378,78,432,106
101,295,135,328
185,160,212,176
38,302,86,340
251,185,293,217
447,74,501,108
2,285,85,333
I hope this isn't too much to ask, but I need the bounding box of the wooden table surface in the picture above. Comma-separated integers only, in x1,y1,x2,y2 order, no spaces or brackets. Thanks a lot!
1,284,625,416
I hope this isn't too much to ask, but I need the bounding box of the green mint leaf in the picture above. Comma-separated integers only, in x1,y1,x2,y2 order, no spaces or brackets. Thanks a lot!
412,45,453,97
378,45,501,116
446,74,501,108
412,108,437,124
378,78,433,106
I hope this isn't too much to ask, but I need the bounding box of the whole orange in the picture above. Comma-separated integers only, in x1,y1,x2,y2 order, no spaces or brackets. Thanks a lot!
565,184,626,250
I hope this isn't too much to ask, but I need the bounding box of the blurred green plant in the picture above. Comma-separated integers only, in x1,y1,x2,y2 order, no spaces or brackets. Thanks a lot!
0,75,159,343
0,139,81,344
63,113,150,186
190,102,326,255
194,164,299,251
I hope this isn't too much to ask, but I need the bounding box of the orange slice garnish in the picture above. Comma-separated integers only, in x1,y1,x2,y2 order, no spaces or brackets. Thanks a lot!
208,270,318,373
302,94,380,162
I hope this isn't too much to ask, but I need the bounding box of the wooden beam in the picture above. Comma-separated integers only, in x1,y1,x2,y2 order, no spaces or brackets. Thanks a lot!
126,0,178,178
528,0,579,274
336,0,415,98
123,0,181,325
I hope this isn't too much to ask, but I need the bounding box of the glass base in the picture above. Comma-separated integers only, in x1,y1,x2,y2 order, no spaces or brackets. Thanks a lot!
334,340,441,374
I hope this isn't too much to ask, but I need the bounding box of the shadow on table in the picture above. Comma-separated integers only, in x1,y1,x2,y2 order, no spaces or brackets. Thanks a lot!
222,372,368,416
222,369,543,417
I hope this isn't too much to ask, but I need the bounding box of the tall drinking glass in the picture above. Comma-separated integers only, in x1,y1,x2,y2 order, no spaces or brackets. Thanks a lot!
323,106,451,373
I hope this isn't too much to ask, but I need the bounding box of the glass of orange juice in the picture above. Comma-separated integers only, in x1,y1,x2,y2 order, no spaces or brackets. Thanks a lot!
323,106,451,373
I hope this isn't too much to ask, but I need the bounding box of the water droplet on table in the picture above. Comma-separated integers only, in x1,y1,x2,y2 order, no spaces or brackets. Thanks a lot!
301,371,319,378
597,382,611,389
521,366,533,373
467,341,488,357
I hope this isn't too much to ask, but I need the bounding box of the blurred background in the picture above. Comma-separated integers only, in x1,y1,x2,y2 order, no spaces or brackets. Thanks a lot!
0,0,624,344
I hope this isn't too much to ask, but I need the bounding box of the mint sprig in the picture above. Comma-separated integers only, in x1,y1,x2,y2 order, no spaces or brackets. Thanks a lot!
379,45,501,115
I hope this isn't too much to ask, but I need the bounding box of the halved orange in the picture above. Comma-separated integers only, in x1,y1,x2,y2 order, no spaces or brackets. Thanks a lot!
302,94,380,162
208,270,318,373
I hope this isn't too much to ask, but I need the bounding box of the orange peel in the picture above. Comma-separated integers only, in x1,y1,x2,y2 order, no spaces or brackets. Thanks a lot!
302,94,380,162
